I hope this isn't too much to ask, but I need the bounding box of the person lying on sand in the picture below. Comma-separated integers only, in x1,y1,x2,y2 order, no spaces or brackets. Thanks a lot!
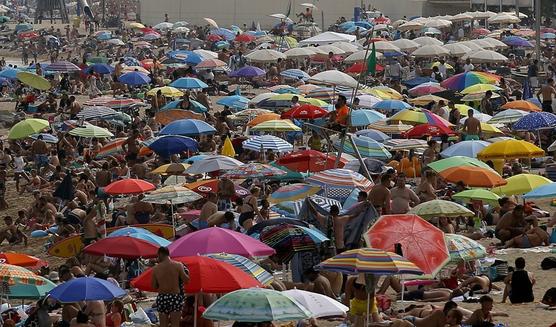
388,302,463,327
503,218,550,248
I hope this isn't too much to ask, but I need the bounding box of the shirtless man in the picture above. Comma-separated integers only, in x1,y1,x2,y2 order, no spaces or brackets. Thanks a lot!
390,173,419,214
464,295,508,326
462,109,481,141
503,218,549,248
82,206,98,245
495,205,528,243
95,163,112,187
31,135,49,170
537,78,556,112
368,174,391,214
84,300,106,327
199,192,218,229
152,247,190,327
122,129,140,163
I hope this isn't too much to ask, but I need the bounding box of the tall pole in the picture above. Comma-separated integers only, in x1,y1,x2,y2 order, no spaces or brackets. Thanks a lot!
534,0,541,61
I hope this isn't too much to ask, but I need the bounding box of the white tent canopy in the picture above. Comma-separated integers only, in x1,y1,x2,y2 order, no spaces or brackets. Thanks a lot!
298,31,356,46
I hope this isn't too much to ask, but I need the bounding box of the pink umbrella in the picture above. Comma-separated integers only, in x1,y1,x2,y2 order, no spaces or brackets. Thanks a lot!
169,227,275,258
408,82,445,97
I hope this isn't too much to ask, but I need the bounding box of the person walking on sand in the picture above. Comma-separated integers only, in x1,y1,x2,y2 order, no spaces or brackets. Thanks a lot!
152,246,190,327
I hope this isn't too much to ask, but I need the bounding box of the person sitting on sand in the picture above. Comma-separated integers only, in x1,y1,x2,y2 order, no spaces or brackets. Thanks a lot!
503,217,549,248
495,205,529,243
0,215,27,246
378,276,462,302
464,295,509,326
502,257,535,304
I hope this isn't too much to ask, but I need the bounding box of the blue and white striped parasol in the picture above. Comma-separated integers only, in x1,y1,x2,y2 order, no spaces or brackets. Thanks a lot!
242,135,293,152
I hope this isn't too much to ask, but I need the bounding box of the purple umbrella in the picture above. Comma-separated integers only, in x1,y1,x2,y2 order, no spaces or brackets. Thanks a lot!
229,66,266,78
45,61,81,72
502,36,533,48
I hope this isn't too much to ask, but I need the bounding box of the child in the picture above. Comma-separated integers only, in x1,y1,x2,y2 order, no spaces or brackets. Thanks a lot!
0,216,28,246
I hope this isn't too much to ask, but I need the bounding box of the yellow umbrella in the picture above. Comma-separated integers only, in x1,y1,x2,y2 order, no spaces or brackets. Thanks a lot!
461,83,501,94
268,93,305,101
146,86,184,97
479,122,503,134
408,94,449,106
304,98,329,106
387,108,426,125
16,72,51,91
364,86,403,100
250,119,302,132
151,163,191,175
247,113,281,127
491,173,552,196
477,139,544,160
129,22,145,29
448,104,475,116
221,136,236,157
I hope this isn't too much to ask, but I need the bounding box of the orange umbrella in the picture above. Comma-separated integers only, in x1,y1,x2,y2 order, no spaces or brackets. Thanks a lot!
247,113,281,127
155,109,203,125
0,253,41,267
500,100,541,112
439,166,507,187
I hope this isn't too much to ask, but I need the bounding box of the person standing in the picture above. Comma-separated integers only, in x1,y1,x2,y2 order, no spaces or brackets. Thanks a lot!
537,78,556,112
152,246,190,327
480,90,494,115
462,109,482,140
528,59,539,89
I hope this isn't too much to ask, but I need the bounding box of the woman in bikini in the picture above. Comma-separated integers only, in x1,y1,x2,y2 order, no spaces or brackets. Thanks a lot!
238,187,262,230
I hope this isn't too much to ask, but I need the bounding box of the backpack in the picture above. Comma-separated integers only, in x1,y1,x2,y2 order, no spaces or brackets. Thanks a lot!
541,257,556,270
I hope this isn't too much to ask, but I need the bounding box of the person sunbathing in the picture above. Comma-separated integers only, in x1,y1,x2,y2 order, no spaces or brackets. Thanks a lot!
453,275,501,295
503,218,549,248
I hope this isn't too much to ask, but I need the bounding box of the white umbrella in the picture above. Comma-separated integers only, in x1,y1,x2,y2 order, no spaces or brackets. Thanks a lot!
242,135,293,152
154,22,173,30
412,44,449,57
193,49,218,59
282,289,348,318
331,42,360,54
204,17,218,28
106,38,125,46
443,43,472,57
344,50,384,63
172,27,190,34
469,38,495,50
373,24,390,31
482,37,508,49
458,41,483,51
269,13,293,24
284,47,316,58
372,41,401,53
467,11,496,19
488,14,520,24
309,70,359,88
298,31,356,45
349,94,382,108
503,11,527,18
436,15,454,21
467,50,508,63
300,2,317,8
488,109,528,124
398,21,423,31
245,49,286,62
75,106,117,120
391,39,420,51
451,13,473,21
186,155,244,174
315,44,345,55
412,36,443,46
392,19,407,28
424,19,452,29
250,92,276,104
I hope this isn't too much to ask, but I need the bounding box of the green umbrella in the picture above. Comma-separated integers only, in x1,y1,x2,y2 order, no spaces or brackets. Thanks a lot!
269,162,307,181
69,124,114,138
452,189,500,204
7,276,56,299
0,16,10,24
408,199,474,219
427,156,493,172
8,119,50,139
203,288,311,322
87,56,109,64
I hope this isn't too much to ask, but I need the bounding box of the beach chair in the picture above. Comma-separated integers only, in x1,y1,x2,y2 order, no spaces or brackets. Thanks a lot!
546,164,556,181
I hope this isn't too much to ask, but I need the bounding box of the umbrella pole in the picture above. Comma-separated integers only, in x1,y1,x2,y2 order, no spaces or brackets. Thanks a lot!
348,134,372,180
400,276,405,310
171,200,175,238
194,293,198,327
366,292,370,326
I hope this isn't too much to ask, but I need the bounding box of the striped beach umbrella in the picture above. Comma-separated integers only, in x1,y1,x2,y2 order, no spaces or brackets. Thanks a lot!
333,135,392,159
350,109,386,126
260,224,317,262
75,106,117,120
317,248,423,275
45,61,81,72
242,135,293,152
280,69,310,80
95,138,126,159
0,264,46,285
268,183,321,203
205,253,274,286
69,124,114,138
222,163,287,179
306,168,373,201
271,195,342,218
250,119,301,132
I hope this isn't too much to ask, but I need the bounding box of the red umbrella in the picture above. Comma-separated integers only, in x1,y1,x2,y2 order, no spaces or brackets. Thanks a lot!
472,28,490,36
83,236,159,259
276,150,347,173
141,59,154,69
365,214,450,276
0,253,41,267
131,256,262,293
235,33,255,43
346,62,384,74
104,179,155,195
281,104,328,120
141,27,156,34
207,34,223,42
401,124,456,138
18,31,39,39
373,16,390,24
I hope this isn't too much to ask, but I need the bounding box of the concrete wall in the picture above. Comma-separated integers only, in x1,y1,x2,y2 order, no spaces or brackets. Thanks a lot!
139,0,427,28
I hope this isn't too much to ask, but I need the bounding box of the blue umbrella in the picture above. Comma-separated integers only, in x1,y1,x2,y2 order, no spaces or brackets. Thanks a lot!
147,135,198,157
345,26,367,33
542,32,556,39
159,119,216,136
354,129,391,142
403,77,436,88
183,154,210,164
0,68,19,80
523,182,556,199
526,97,542,107
334,135,392,159
372,99,412,112
15,23,32,32
161,100,208,113
166,50,203,65
513,112,556,131
123,57,140,66
440,140,490,158
355,21,372,29
85,63,114,74
96,32,112,40
49,277,126,302
216,95,249,110
215,40,230,49
214,27,237,40
339,21,355,30
350,109,386,126
280,69,310,80
108,227,154,237
108,231,170,247
118,71,151,85
423,27,441,35
30,133,59,143
229,66,266,78
502,36,533,47
170,77,208,89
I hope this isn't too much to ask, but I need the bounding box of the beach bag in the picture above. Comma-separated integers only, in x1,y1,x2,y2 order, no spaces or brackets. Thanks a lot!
129,307,150,324
487,260,508,282
541,257,556,270
550,229,556,244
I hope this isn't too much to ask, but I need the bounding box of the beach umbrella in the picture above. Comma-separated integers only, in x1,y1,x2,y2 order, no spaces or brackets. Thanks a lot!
155,109,203,125
440,140,490,158
466,50,508,63
440,71,500,91
452,189,500,204
492,174,551,196
477,139,544,160
205,253,273,286
343,50,384,63
280,69,311,81
186,155,244,174
281,104,328,120
203,288,310,322
350,109,385,126
84,236,159,258
170,77,208,89
29,133,58,144
106,38,125,46
250,119,301,132
166,50,203,65
445,234,486,263
308,70,358,88
365,214,449,276
306,168,373,201
523,182,556,199
8,276,55,299
222,163,287,179
283,48,317,59
146,86,184,97
409,200,474,219
132,256,262,293
196,58,228,70
500,100,541,112
488,109,528,124
502,36,533,47
269,183,321,203
108,227,156,237
146,135,198,157
151,163,191,175
216,95,249,110
409,82,444,96
282,289,348,318
104,179,155,195
354,129,391,142
428,156,493,172
0,68,19,79
118,71,151,85
85,63,114,74
245,49,286,62
185,179,249,198
461,83,501,94
402,124,454,139
48,277,126,302
75,106,117,120
276,150,346,172
391,38,420,51
8,118,49,139
69,124,113,138
398,21,423,31
154,22,173,30
242,135,293,152
412,44,449,57
170,227,275,257
439,166,506,187
159,119,216,136
407,94,449,106
230,65,266,78
0,264,45,285
383,138,428,151
513,112,556,131
488,14,520,24
333,135,392,159
412,36,443,46
16,71,51,90
45,61,80,72
107,231,170,247
0,253,40,267
347,94,382,109
443,43,472,57
143,185,202,205
371,100,411,112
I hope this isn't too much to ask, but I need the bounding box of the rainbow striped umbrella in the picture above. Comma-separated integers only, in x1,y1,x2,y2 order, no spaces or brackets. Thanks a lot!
306,168,373,201
440,71,500,91
317,248,423,275
260,223,316,263
269,183,321,203
205,253,274,286
0,264,46,285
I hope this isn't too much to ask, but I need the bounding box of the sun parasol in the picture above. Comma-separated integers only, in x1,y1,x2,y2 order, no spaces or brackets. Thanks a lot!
107,230,170,247
185,179,249,198
45,61,81,72
205,253,273,286
147,135,198,157
69,124,114,138
283,289,348,318
242,135,293,152
7,276,55,299
452,189,500,204
461,83,501,94
439,166,506,187
0,264,45,285
350,110,386,126
513,112,556,131
523,182,556,199
143,185,202,204
491,173,551,196
281,104,328,120
365,214,449,276
440,71,500,91
428,156,497,172
16,71,51,90
308,70,359,88
221,163,287,179
186,155,243,174
269,183,321,203
250,119,302,132
48,277,126,302
477,139,544,160
246,113,281,127
8,118,49,139
440,140,490,158
259,223,317,262
276,150,346,172
159,119,216,136
409,199,474,219
488,109,529,124
230,65,266,78
445,234,486,263
333,135,392,159
104,179,155,195
500,100,541,112
83,236,159,258
0,253,40,267
306,168,373,201
151,163,190,175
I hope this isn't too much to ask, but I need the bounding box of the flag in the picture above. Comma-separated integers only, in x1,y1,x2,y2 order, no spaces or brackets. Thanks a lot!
285,0,292,17
366,42,377,76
